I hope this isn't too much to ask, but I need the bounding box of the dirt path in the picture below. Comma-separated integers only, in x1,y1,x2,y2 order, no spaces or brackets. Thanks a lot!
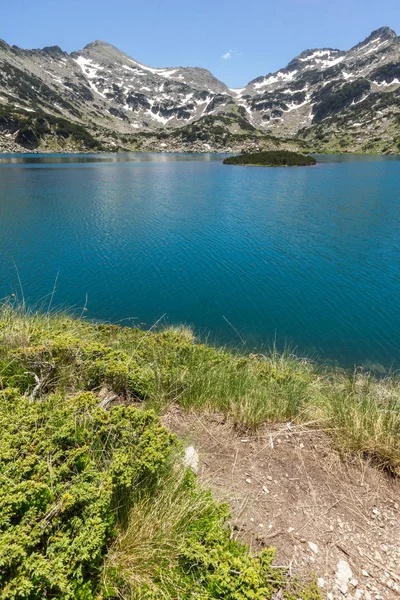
163,408,400,600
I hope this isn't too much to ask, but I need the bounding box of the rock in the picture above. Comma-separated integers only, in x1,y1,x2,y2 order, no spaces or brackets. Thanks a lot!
350,579,358,588
183,446,199,473
368,363,387,375
387,580,399,592
308,542,319,554
362,570,369,577
15,127,40,150
364,592,372,600
327,593,334,600
246,478,252,484
336,560,353,595
262,486,269,494
317,578,325,588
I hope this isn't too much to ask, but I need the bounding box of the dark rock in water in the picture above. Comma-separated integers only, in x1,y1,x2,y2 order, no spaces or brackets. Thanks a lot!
364,361,388,375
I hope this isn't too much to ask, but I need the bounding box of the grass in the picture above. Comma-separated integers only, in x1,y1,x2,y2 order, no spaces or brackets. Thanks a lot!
1,300,399,596
0,303,399,597
1,302,328,599
0,302,399,476
103,466,284,599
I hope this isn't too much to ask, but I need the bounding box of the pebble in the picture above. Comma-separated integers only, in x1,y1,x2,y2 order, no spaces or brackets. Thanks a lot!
262,486,269,493
246,478,252,484
336,560,353,595
350,579,358,588
266,475,273,481
308,542,319,554
317,578,325,588
183,446,199,473
387,579,399,592
362,570,370,577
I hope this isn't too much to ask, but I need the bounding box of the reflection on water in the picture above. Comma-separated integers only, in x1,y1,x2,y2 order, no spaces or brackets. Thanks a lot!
0,152,223,166
1,153,400,368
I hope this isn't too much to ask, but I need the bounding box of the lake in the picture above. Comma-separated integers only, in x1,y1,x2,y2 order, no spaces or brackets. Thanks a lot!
1,152,400,369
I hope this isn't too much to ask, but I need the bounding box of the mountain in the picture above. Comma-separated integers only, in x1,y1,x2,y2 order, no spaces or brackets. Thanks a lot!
1,27,400,153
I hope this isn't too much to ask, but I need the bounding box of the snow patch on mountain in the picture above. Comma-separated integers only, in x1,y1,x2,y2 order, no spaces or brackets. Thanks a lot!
313,56,345,67
229,88,246,96
254,70,298,89
299,50,339,62
373,78,400,86
74,56,101,79
284,100,310,112
128,59,181,80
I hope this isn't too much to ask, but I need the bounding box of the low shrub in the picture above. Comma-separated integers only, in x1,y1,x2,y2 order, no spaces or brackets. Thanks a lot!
0,305,323,599
0,390,175,598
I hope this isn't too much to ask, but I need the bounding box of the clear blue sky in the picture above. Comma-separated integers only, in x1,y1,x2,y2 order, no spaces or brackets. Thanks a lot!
1,0,399,87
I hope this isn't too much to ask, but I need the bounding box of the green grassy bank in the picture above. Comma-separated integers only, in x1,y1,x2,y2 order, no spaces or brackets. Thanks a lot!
1,304,399,598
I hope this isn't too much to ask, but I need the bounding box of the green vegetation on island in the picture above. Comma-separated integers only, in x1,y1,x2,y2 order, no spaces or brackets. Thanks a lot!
0,303,399,598
223,150,317,167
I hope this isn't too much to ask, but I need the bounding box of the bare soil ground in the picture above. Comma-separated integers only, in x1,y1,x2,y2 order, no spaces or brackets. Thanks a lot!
162,408,400,600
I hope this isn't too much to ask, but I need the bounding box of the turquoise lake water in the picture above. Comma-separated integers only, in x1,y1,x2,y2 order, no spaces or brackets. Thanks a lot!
1,152,400,368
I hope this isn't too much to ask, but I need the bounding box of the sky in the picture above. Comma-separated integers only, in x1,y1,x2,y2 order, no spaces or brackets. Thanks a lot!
1,0,400,88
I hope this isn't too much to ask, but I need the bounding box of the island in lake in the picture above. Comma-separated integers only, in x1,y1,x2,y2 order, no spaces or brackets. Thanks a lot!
223,150,317,167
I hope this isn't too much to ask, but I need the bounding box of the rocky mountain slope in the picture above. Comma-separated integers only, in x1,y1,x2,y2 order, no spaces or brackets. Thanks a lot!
1,26,399,153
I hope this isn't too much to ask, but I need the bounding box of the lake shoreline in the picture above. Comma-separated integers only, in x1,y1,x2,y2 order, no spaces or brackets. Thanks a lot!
1,305,399,597
2,153,400,368
1,146,400,157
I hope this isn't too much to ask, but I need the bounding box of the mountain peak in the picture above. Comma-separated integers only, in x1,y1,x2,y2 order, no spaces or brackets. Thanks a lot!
41,45,66,56
369,26,397,39
352,26,397,50
83,40,115,51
